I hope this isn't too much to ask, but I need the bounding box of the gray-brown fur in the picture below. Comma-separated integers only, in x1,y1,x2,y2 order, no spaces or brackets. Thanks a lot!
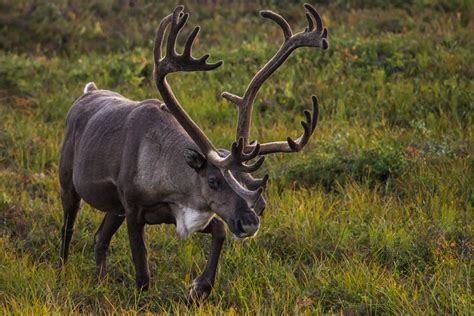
59,89,262,301
59,3,328,303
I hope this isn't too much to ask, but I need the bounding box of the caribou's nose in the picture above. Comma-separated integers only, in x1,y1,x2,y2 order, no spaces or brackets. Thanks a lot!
236,214,260,238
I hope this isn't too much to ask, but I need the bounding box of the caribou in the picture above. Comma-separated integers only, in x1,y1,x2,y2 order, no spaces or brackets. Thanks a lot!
58,3,328,302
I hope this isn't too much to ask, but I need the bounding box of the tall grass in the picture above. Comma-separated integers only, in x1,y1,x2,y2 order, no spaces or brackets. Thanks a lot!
1,0,472,314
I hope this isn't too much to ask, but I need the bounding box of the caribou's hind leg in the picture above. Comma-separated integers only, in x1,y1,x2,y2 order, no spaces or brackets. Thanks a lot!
59,129,81,267
188,218,226,304
59,184,80,266
94,213,125,279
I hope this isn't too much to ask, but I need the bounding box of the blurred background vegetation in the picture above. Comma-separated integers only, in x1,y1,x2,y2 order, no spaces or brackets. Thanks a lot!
0,0,473,314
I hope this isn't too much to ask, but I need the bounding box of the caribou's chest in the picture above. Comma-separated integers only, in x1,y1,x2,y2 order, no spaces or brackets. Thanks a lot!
173,206,215,238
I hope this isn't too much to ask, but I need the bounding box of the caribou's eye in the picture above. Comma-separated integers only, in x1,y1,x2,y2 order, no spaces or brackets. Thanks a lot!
208,176,219,190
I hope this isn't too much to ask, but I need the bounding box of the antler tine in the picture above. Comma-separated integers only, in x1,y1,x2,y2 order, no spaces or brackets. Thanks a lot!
155,6,222,77
183,26,199,58
229,167,269,191
209,149,265,173
242,142,261,161
212,148,265,204
223,170,263,207
153,14,172,62
304,3,323,33
241,155,265,173
231,137,261,161
310,95,319,131
260,10,292,40
167,6,188,57
258,95,319,154
305,12,314,32
182,22,221,70
245,173,269,191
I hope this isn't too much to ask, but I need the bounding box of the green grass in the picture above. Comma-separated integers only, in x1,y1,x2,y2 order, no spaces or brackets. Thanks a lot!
1,0,473,314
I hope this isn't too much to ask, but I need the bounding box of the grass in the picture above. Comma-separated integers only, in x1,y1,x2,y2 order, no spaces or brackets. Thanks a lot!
0,0,473,314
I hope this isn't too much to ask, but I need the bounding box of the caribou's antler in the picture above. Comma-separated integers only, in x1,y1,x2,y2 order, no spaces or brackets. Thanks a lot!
259,96,319,154
153,6,264,205
222,3,328,155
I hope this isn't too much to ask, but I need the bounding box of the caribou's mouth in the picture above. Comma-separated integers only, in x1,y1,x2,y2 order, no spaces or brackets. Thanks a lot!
236,219,246,235
229,217,259,239
212,210,260,239
232,231,259,240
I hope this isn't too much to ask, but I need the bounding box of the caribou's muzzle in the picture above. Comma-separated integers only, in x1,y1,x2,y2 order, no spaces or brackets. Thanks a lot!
230,211,260,238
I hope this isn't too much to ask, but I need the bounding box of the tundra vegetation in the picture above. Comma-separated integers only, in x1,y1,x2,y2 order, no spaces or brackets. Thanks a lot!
0,0,473,314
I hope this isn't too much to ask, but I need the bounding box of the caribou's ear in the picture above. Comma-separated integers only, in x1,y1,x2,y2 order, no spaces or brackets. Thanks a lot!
184,148,207,171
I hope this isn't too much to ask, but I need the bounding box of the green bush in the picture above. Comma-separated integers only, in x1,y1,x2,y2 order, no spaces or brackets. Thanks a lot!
285,139,408,190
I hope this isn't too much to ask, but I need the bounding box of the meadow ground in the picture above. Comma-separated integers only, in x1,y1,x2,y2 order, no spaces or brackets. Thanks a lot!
0,0,473,314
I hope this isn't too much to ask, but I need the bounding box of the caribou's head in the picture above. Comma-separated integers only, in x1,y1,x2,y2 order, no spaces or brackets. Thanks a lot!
183,147,263,238
153,4,327,238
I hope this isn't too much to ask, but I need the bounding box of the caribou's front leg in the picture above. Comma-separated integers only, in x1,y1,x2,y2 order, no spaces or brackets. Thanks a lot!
188,218,226,303
126,211,150,290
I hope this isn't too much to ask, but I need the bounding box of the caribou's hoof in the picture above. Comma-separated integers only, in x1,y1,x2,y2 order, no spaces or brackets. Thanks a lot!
136,276,150,291
95,265,108,282
187,277,212,305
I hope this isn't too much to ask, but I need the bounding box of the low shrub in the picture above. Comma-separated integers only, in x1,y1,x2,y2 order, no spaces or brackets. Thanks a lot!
285,139,409,190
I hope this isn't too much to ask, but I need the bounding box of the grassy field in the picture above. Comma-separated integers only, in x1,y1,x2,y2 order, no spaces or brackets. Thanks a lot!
1,0,473,314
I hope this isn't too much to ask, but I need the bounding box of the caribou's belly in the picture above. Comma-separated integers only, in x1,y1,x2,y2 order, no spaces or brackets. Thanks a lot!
73,176,124,214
